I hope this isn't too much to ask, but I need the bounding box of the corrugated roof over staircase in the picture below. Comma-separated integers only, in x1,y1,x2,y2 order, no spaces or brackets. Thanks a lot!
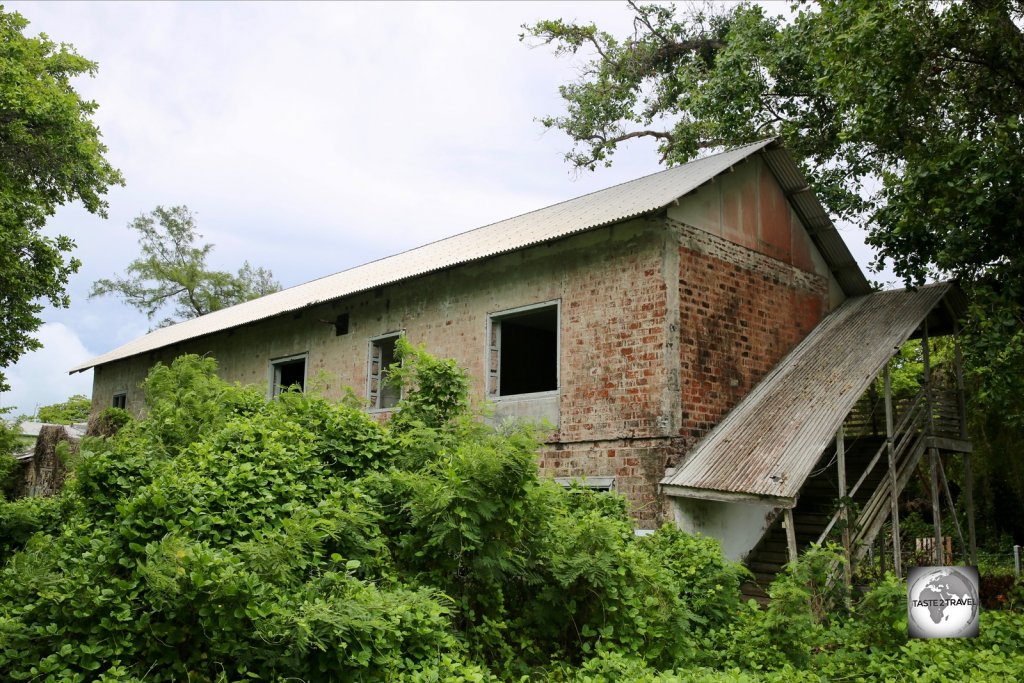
661,282,963,504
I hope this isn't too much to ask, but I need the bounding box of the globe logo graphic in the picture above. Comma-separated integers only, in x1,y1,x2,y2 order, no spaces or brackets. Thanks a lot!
907,566,980,638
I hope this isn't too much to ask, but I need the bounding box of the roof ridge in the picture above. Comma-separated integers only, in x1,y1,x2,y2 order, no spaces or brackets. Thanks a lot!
68,139,799,373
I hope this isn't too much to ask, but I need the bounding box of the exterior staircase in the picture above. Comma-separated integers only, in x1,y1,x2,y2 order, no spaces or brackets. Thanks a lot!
741,435,888,600
740,386,950,601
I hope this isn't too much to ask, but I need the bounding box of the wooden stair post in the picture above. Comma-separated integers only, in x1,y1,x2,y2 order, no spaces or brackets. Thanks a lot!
954,329,978,565
784,507,798,565
836,425,851,586
884,365,902,577
922,320,945,565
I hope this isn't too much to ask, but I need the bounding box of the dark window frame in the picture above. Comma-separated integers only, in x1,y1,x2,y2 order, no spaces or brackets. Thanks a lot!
487,300,560,399
270,353,308,397
367,332,402,411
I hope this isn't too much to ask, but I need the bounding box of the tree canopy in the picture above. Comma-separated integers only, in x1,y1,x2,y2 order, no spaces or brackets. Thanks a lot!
91,205,280,328
0,8,124,391
34,394,91,425
523,0,1024,422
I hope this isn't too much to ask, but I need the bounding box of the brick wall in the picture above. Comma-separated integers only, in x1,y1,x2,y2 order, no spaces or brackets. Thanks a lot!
90,208,835,530
536,218,830,528
674,219,828,452
535,221,678,528
556,240,671,443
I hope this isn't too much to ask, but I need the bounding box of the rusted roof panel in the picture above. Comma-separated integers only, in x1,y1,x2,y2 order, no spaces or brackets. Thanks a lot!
760,143,870,297
661,283,957,502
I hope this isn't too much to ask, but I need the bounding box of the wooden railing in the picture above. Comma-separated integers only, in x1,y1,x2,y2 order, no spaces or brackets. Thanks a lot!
931,389,966,441
818,382,968,576
817,391,929,548
844,386,965,441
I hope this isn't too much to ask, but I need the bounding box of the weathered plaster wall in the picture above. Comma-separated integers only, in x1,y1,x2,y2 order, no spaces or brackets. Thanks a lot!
92,216,675,446
671,496,778,562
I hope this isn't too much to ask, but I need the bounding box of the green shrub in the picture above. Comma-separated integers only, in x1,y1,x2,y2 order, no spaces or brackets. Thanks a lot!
639,525,747,632
0,452,18,501
5,349,1018,680
0,493,69,561
0,419,21,502
88,406,133,438
388,337,471,432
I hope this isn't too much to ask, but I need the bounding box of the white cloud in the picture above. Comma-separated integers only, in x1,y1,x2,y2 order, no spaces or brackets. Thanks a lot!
1,324,95,419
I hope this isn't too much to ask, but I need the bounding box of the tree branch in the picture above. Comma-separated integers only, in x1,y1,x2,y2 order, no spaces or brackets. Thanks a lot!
628,0,670,45
592,129,676,145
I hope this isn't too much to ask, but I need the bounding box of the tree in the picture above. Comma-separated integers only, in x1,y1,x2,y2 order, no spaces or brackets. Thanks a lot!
34,394,91,425
91,205,281,327
0,8,124,391
523,0,1024,423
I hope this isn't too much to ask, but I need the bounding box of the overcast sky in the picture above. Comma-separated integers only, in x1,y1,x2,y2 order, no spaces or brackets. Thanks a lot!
1,1,888,418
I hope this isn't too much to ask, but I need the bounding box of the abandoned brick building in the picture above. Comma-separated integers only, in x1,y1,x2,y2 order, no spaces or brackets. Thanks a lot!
73,139,973,583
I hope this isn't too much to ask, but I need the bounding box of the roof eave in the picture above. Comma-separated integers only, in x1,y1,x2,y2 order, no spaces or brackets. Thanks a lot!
660,483,797,508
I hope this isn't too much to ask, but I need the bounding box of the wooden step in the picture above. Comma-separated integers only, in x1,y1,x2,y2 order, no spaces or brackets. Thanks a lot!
747,560,784,574
754,550,790,564
740,580,770,606
739,432,917,604
793,516,831,528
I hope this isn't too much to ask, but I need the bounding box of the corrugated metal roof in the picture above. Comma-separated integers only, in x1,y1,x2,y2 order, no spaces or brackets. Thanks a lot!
661,282,957,503
18,421,87,438
71,139,863,373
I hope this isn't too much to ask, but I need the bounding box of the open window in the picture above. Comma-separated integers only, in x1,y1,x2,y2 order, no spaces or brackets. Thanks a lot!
488,301,559,397
553,476,616,492
368,333,401,410
270,354,307,396
112,392,127,409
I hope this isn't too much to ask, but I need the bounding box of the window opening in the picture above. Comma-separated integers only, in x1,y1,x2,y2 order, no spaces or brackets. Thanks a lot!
489,303,558,397
554,476,615,492
368,334,401,410
112,392,127,409
271,355,307,396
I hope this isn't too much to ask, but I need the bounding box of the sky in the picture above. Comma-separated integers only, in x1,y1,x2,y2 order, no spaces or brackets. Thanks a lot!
1,0,890,419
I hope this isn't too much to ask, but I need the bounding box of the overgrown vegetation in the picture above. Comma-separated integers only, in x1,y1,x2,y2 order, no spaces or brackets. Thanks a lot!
0,418,20,501
0,347,1021,681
